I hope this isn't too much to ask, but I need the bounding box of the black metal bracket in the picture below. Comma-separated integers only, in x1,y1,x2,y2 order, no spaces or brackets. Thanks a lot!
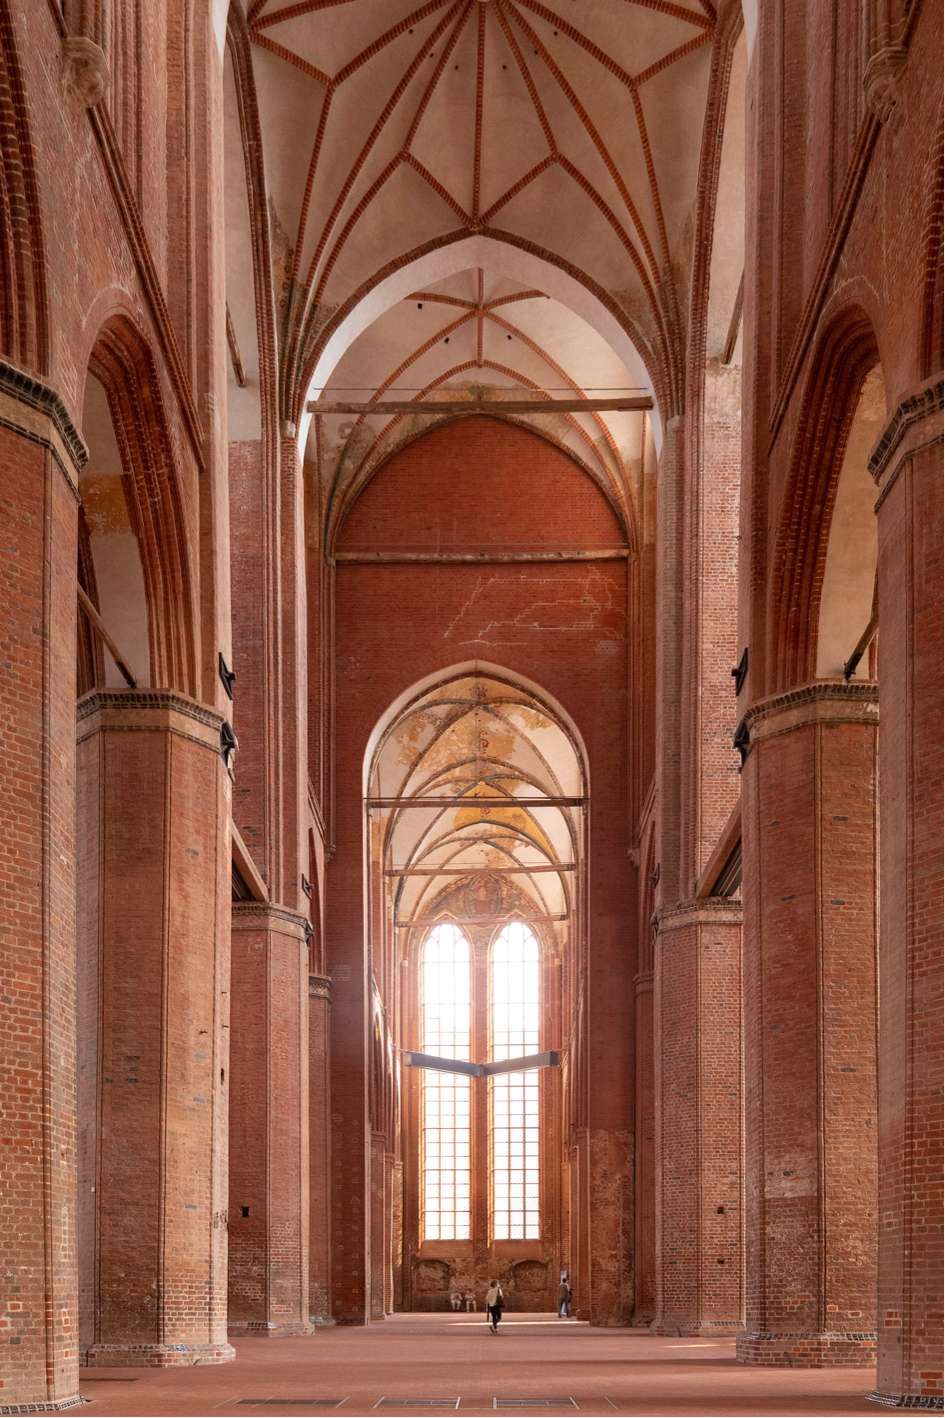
220,719,237,769
218,652,236,700
731,648,748,696
733,717,750,767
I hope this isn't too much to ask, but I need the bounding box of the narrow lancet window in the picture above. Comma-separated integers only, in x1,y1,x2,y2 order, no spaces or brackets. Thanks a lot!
421,923,472,1240
491,921,541,1240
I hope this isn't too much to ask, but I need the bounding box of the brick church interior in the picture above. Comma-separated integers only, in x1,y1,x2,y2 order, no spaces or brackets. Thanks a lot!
0,1,941,1415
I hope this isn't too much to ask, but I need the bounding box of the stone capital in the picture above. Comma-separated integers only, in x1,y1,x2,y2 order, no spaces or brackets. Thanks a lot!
62,36,109,108
0,359,87,495
231,901,310,940
745,681,878,745
76,688,225,753
869,377,944,511
654,898,743,933
309,974,332,999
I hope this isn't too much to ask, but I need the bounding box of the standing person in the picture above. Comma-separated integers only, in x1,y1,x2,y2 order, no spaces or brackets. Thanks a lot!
464,1288,476,1312
485,1279,504,1332
557,1277,571,1318
450,1291,462,1311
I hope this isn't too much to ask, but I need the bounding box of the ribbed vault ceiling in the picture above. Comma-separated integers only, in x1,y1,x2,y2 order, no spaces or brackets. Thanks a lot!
242,0,717,443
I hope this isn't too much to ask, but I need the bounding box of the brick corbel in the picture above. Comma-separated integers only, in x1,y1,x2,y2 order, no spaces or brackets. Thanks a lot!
231,901,310,940
309,974,332,1000
0,359,87,495
75,687,225,751
654,897,743,933
868,377,944,512
745,681,879,746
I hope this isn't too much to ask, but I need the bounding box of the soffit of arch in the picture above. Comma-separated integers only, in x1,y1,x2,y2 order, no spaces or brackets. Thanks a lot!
314,264,651,541
370,674,583,924
245,0,715,418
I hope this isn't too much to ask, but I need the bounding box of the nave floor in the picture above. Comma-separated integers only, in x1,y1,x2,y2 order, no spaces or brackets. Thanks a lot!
77,1313,880,1418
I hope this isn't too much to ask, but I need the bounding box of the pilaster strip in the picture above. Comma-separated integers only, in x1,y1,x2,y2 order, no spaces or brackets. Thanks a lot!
869,379,944,512
0,360,87,496
745,682,879,745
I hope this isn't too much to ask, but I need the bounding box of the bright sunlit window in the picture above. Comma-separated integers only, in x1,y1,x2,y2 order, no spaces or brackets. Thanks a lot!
491,921,541,1240
421,924,472,1241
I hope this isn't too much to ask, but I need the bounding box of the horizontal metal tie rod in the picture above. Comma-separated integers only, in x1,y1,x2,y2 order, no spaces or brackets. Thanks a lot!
394,914,567,929
401,1050,559,1078
333,548,631,564
386,864,575,876
308,397,653,416
367,797,584,808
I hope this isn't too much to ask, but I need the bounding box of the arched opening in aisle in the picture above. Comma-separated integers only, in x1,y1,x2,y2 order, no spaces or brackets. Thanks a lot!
365,668,587,1316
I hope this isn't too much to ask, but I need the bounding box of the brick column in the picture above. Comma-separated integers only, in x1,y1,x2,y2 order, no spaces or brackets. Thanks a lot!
869,382,943,1406
632,970,656,1326
308,974,333,1324
370,1132,387,1320
228,904,312,1338
0,384,85,1410
652,902,744,1337
738,683,879,1367
76,690,233,1367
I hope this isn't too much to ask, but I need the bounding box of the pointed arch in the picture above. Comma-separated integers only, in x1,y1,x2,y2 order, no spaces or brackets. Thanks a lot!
86,315,198,695
0,0,49,371
769,306,882,692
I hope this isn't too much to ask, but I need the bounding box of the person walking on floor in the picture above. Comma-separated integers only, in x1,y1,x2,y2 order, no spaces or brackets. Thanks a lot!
557,1278,571,1318
464,1288,476,1312
485,1279,504,1332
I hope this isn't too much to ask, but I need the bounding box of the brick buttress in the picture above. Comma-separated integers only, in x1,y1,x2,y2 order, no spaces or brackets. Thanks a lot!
228,904,312,1338
738,683,879,1368
869,381,944,1408
0,384,85,1411
75,690,233,1369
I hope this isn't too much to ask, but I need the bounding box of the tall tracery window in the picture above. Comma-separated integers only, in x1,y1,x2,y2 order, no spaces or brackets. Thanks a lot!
421,924,471,1240
490,922,541,1240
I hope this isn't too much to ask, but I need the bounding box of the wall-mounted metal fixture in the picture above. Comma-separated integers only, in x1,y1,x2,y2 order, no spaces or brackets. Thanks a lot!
731,648,748,696
733,717,750,767
650,863,660,888
303,919,314,941
220,720,237,769
219,653,236,699
301,874,313,899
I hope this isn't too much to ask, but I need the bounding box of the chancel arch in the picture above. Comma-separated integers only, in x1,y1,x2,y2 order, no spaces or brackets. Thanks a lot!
365,667,585,1315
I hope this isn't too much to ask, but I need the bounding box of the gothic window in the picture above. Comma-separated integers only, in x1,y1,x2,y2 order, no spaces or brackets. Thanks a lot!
420,923,472,1241
491,922,541,1240
419,917,543,1244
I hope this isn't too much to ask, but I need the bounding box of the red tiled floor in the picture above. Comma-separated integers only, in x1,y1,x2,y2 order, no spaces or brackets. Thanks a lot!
77,1314,881,1418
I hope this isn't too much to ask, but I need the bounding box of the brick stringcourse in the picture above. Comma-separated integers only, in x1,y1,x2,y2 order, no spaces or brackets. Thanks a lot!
868,378,944,510
0,358,88,491
745,681,879,744
654,897,743,932
867,1394,945,1411
309,974,332,998
76,688,223,725
231,901,311,937
0,1401,84,1415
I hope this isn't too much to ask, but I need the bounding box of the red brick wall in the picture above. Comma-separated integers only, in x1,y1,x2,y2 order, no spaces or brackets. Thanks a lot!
328,416,637,1324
